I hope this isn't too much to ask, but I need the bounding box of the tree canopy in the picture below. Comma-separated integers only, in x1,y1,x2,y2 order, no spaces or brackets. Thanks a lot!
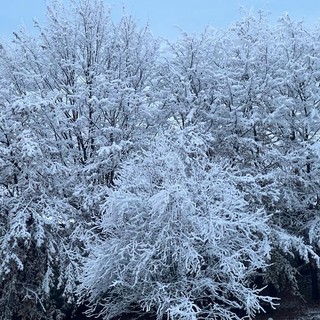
1,1,320,319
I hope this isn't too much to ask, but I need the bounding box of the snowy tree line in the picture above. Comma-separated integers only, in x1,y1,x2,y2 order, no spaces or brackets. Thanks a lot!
1,0,320,319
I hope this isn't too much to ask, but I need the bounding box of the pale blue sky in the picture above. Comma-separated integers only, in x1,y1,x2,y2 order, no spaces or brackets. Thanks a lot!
0,0,319,39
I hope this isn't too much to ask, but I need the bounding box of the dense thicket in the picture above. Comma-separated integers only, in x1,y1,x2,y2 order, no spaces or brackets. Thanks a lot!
1,1,320,319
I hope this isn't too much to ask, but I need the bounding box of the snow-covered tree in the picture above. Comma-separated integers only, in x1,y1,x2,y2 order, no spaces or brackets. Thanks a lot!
0,90,83,319
1,0,159,214
0,0,159,317
151,12,320,303
78,132,276,320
